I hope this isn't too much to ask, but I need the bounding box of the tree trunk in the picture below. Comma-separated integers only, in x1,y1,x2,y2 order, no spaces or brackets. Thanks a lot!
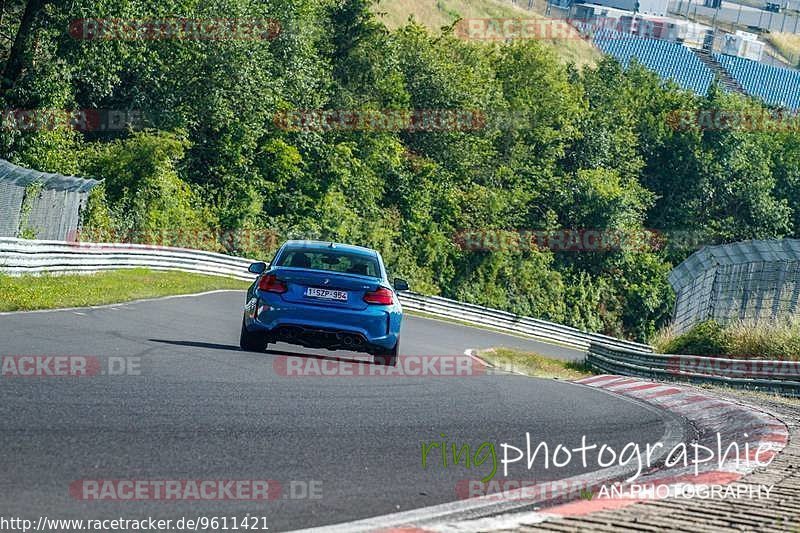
2,0,45,95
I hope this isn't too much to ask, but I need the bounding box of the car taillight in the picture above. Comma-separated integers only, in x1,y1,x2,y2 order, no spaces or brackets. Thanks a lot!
363,287,394,305
258,274,287,293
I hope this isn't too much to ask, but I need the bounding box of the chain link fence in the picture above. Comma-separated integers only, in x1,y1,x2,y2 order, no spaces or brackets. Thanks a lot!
669,239,800,333
0,159,100,241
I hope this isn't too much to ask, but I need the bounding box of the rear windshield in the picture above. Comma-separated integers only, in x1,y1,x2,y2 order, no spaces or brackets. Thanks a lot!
277,249,380,278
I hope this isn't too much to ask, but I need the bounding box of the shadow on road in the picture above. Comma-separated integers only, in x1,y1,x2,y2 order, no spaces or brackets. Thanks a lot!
149,339,240,351
149,338,381,366
266,348,380,366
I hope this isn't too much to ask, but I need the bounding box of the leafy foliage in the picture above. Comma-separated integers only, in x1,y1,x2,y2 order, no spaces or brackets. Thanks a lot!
1,0,799,341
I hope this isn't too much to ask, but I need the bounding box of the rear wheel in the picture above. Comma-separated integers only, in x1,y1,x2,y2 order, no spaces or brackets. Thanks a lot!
240,318,268,352
375,340,399,367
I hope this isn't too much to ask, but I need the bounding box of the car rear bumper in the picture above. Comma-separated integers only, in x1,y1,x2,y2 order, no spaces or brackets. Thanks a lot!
245,293,401,351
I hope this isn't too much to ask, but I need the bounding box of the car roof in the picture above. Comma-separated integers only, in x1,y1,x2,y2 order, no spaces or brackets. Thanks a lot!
281,240,379,258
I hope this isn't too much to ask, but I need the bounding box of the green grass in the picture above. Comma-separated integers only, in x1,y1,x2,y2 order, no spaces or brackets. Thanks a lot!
765,32,800,67
373,0,601,67
0,269,249,312
653,319,800,361
477,347,594,379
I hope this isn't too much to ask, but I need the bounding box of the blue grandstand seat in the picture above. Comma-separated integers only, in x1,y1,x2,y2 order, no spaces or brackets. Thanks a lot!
713,52,800,109
593,30,800,111
593,31,715,95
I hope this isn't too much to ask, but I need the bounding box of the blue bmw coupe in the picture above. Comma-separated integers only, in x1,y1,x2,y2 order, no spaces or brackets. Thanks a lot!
240,240,408,365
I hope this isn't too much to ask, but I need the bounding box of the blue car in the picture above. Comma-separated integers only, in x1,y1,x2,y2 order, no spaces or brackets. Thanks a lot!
240,240,408,365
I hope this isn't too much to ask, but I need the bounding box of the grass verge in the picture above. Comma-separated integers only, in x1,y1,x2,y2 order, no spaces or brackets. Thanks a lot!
653,319,800,360
374,0,600,67
477,347,594,379
765,32,800,67
0,269,249,312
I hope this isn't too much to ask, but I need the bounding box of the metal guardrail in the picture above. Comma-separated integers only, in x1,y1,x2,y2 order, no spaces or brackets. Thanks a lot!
6,237,797,393
0,238,256,281
398,292,652,353
588,342,800,397
0,238,653,353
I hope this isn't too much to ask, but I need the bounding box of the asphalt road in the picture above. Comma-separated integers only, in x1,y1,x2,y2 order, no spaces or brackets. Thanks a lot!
0,291,678,531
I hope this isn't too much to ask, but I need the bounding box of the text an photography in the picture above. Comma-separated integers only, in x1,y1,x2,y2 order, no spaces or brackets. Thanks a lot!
0,356,140,377
457,478,775,502
421,433,778,484
69,18,281,41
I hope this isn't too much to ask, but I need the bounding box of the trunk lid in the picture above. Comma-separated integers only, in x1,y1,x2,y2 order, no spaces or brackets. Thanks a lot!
270,267,383,310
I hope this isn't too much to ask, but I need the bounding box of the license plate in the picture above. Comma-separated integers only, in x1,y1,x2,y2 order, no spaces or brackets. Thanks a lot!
305,287,348,301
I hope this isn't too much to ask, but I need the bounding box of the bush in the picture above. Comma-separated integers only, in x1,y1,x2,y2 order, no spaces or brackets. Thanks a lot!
654,319,800,361
79,131,215,245
724,320,800,360
656,320,728,356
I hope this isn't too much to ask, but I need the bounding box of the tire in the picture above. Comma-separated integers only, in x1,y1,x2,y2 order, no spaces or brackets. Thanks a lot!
239,318,268,352
375,339,399,367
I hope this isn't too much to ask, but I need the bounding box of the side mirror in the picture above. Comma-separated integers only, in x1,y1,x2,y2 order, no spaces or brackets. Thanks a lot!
393,278,409,291
248,262,267,275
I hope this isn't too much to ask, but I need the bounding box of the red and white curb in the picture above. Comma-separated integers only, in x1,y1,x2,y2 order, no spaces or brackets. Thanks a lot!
290,375,789,533
416,375,789,531
521,375,788,513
